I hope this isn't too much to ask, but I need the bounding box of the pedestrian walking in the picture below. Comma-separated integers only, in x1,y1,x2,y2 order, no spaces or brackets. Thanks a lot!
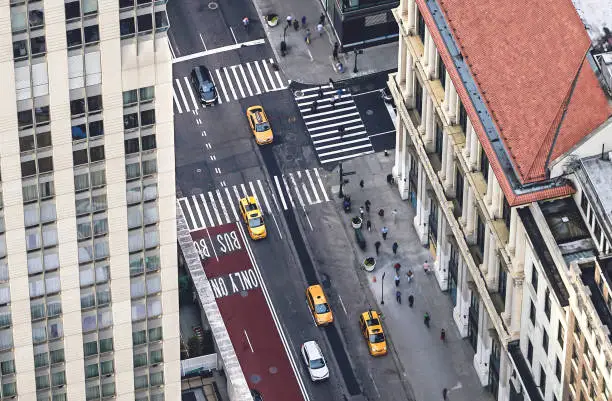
392,208,398,224
440,329,446,342
312,99,318,113
329,77,334,87
359,179,364,189
359,206,364,219
316,23,324,36
395,290,402,304
365,199,371,213
392,242,398,255
317,86,323,99
330,95,337,109
442,388,448,400
406,269,413,283
381,226,389,240
293,19,299,30
304,28,311,44
338,125,344,139
423,260,430,274
374,241,381,255
319,13,325,26
301,15,306,27
408,294,414,307
394,263,401,273
394,273,400,287
332,46,339,61
378,208,385,218
366,220,371,231
286,15,293,27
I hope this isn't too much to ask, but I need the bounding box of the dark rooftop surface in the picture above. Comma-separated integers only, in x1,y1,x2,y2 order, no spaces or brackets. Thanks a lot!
507,340,544,401
518,207,570,306
579,261,612,342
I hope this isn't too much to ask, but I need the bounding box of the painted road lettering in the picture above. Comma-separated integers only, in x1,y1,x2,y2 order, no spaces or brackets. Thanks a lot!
216,231,242,254
209,268,260,298
193,229,242,263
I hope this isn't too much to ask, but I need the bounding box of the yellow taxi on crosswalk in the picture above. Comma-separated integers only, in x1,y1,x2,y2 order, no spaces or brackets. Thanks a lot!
306,285,334,326
359,310,387,356
239,196,267,240
246,106,273,145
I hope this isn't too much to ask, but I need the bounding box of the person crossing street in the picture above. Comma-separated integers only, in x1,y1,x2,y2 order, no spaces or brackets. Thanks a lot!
381,226,389,240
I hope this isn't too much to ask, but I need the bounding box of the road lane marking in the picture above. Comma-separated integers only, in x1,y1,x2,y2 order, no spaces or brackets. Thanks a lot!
318,143,372,157
235,223,311,401
281,175,295,208
369,372,381,398
215,69,230,102
270,58,285,88
181,198,197,230
246,62,262,94
240,183,248,197
172,88,182,114
369,129,396,137
254,61,270,92
223,67,238,100
230,66,246,98
305,170,321,203
308,119,363,131
183,76,199,110
338,295,348,315
229,26,238,44
262,60,277,90
225,187,239,221
302,182,313,205
289,173,304,207
315,137,370,151
199,193,215,227
191,195,207,229
321,150,374,164
237,65,254,97
216,189,231,223
175,78,190,112
311,127,365,139
207,192,223,226
244,330,254,353
314,169,329,202
299,84,333,93
232,186,242,204
273,176,287,210
256,180,272,213
313,132,364,143
198,32,207,50
302,105,356,118
172,39,265,63
305,112,360,125
248,181,261,209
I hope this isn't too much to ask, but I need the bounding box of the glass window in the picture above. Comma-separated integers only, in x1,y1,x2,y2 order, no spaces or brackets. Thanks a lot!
26,227,41,250
24,203,40,226
87,95,102,112
101,382,115,397
30,36,47,56
84,25,100,44
77,220,92,240
85,363,99,378
142,159,157,175
120,17,135,36
137,14,153,32
143,182,157,201
150,371,163,386
27,252,44,275
150,349,163,364
82,0,98,14
50,348,64,364
133,330,146,345
1,360,15,375
13,39,28,59
40,200,56,222
141,134,156,150
128,205,143,228
20,135,35,152
91,170,106,187
126,162,141,179
123,89,138,105
66,28,82,48
11,8,27,32
37,131,52,148
89,120,104,137
123,113,139,130
42,225,58,247
134,352,147,367
21,160,37,177
0,329,12,350
139,87,154,101
148,326,162,341
71,98,86,117
35,374,50,390
129,231,144,252
100,360,113,374
131,300,146,321
73,149,89,165
83,341,98,356
93,216,108,236
140,110,155,127
64,1,81,20
86,384,100,400
146,275,161,294
90,145,105,162
143,203,158,225
130,254,144,276
125,138,140,154
38,156,53,173
134,374,148,389
147,298,161,318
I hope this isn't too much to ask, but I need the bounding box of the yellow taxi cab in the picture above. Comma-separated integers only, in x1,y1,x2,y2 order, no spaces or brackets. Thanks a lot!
359,310,387,356
239,196,267,240
246,106,273,145
306,285,334,326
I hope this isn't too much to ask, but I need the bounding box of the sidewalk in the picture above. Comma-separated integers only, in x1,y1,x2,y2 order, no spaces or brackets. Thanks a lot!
250,0,398,84
329,152,493,401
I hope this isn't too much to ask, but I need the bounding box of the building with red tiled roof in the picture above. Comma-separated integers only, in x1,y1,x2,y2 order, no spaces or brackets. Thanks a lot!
389,0,612,400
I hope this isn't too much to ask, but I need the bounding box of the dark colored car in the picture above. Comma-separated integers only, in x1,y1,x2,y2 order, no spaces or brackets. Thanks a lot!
190,65,217,106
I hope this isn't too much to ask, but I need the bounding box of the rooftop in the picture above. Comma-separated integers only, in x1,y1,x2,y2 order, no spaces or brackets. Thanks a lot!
580,155,612,241
578,260,612,342
418,0,612,205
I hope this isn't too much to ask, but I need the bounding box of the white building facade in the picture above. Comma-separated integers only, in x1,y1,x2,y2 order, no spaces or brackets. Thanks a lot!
0,0,179,399
389,0,612,401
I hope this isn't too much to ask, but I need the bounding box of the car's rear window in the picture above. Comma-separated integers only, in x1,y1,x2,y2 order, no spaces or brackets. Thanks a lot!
314,303,329,314
369,333,385,343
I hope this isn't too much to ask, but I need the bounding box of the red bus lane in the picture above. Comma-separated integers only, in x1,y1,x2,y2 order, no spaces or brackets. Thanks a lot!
191,224,306,401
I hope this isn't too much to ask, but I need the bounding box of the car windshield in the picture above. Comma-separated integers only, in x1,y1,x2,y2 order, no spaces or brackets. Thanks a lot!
366,318,380,326
369,333,385,343
249,217,263,228
255,122,271,132
201,83,215,100
309,358,325,369
315,303,329,314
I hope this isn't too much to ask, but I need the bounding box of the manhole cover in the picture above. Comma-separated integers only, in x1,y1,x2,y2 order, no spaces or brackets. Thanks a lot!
269,366,278,374
294,90,304,98
250,374,261,384
366,109,374,115
208,2,218,9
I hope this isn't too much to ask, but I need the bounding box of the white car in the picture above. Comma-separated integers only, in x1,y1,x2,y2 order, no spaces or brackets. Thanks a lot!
300,341,329,381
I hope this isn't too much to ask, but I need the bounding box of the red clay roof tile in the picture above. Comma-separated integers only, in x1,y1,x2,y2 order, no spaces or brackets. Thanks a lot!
416,0,611,205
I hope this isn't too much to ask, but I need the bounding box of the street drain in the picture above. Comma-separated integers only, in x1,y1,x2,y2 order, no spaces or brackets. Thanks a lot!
208,2,218,9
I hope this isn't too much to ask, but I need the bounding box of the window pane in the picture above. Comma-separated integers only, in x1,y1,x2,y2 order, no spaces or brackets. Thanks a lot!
28,252,44,274
134,352,147,367
24,203,40,226
82,0,98,14
125,138,140,154
87,95,102,112
65,1,81,20
40,201,56,222
89,120,104,137
100,337,113,352
139,86,154,101
130,254,144,276
147,298,161,318
123,89,138,105
140,111,155,127
143,183,157,201
85,363,99,378
93,216,108,236
37,156,53,173
1,360,16,375
146,275,161,294
128,206,143,228
143,203,158,225
90,145,105,162
150,349,163,364
148,326,162,341
21,160,37,177
123,113,138,130
19,135,35,152
131,301,146,321
83,341,98,356
84,25,100,44
50,349,65,364
141,134,156,150
126,162,141,179
131,279,145,299
73,148,88,165
72,123,87,141
67,28,82,48
132,330,146,345
100,360,113,374
91,170,106,187
51,371,66,386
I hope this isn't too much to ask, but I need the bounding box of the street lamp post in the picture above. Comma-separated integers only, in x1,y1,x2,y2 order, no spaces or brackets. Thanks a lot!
381,271,386,304
353,49,363,73
338,162,344,198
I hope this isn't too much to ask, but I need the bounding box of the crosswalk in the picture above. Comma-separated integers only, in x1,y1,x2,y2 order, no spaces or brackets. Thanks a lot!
173,58,288,114
178,169,330,231
295,84,374,165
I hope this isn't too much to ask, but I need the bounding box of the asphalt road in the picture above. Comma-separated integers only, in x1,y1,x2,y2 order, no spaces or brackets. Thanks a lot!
169,0,407,399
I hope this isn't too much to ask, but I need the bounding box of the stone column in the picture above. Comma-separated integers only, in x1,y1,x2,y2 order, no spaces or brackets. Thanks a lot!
448,85,458,122
498,350,512,401
424,97,435,150
393,115,403,178
482,229,490,274
418,84,427,133
507,207,518,255
466,187,475,236
439,131,448,180
473,303,492,386
397,39,407,87
463,120,472,159
486,236,499,290
514,222,526,271
400,0,409,16
422,29,429,68
460,182,469,225
428,37,437,78
435,220,449,290
398,126,410,200
453,259,470,337
510,277,524,334
444,137,454,190
443,71,451,112
485,165,494,206
502,272,513,326
404,53,414,104
469,132,479,170
413,166,429,245
407,0,416,32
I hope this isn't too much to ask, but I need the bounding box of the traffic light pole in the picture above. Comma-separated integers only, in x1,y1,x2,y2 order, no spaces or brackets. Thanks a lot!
338,162,344,198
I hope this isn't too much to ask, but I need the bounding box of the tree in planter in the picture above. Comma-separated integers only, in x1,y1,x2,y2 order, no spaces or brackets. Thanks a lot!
187,335,204,357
